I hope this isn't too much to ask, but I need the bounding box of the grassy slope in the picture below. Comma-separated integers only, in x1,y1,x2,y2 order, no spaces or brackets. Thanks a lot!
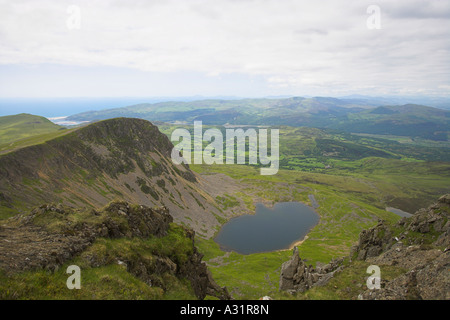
0,129,75,155
0,113,64,146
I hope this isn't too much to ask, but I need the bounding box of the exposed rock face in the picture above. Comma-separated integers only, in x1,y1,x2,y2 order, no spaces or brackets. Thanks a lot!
353,194,450,300
101,201,173,238
352,220,394,261
176,228,232,300
279,246,344,293
359,245,449,300
0,201,231,300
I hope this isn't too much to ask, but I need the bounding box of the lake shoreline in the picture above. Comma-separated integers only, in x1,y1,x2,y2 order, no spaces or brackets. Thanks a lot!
287,235,309,250
215,201,319,255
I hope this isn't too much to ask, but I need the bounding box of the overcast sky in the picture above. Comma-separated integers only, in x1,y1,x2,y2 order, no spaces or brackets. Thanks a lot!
0,0,449,98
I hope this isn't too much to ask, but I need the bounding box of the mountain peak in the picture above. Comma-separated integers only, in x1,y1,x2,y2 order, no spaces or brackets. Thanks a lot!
0,117,227,237
75,117,174,159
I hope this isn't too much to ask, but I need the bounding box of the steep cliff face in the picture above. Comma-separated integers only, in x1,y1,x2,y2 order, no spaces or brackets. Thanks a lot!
0,118,223,237
0,201,231,300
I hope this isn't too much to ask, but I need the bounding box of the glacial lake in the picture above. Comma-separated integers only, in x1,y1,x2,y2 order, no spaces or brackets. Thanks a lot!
214,202,319,255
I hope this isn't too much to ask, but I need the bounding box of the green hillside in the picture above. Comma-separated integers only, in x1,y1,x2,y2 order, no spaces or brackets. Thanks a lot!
0,113,64,146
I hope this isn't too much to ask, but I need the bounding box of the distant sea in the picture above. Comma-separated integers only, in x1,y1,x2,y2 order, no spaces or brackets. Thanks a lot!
0,97,205,118
0,98,144,118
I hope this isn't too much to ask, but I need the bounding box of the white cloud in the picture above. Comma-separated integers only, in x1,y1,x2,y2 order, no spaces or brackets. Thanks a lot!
0,0,449,96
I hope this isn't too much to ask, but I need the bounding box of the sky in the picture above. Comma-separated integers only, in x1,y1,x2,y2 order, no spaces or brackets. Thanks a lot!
0,0,449,99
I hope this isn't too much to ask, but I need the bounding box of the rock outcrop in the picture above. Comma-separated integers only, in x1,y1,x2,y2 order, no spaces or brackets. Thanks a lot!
0,201,231,300
279,246,344,293
353,194,450,300
176,228,232,300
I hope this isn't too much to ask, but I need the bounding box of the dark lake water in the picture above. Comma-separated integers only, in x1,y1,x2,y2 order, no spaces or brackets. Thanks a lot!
214,202,319,255
386,207,412,218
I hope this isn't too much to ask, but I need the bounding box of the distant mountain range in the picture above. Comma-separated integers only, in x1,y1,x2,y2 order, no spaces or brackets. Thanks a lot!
66,97,450,141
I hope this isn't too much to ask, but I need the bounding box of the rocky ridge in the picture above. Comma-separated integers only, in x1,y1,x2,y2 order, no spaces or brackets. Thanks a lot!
0,201,231,300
